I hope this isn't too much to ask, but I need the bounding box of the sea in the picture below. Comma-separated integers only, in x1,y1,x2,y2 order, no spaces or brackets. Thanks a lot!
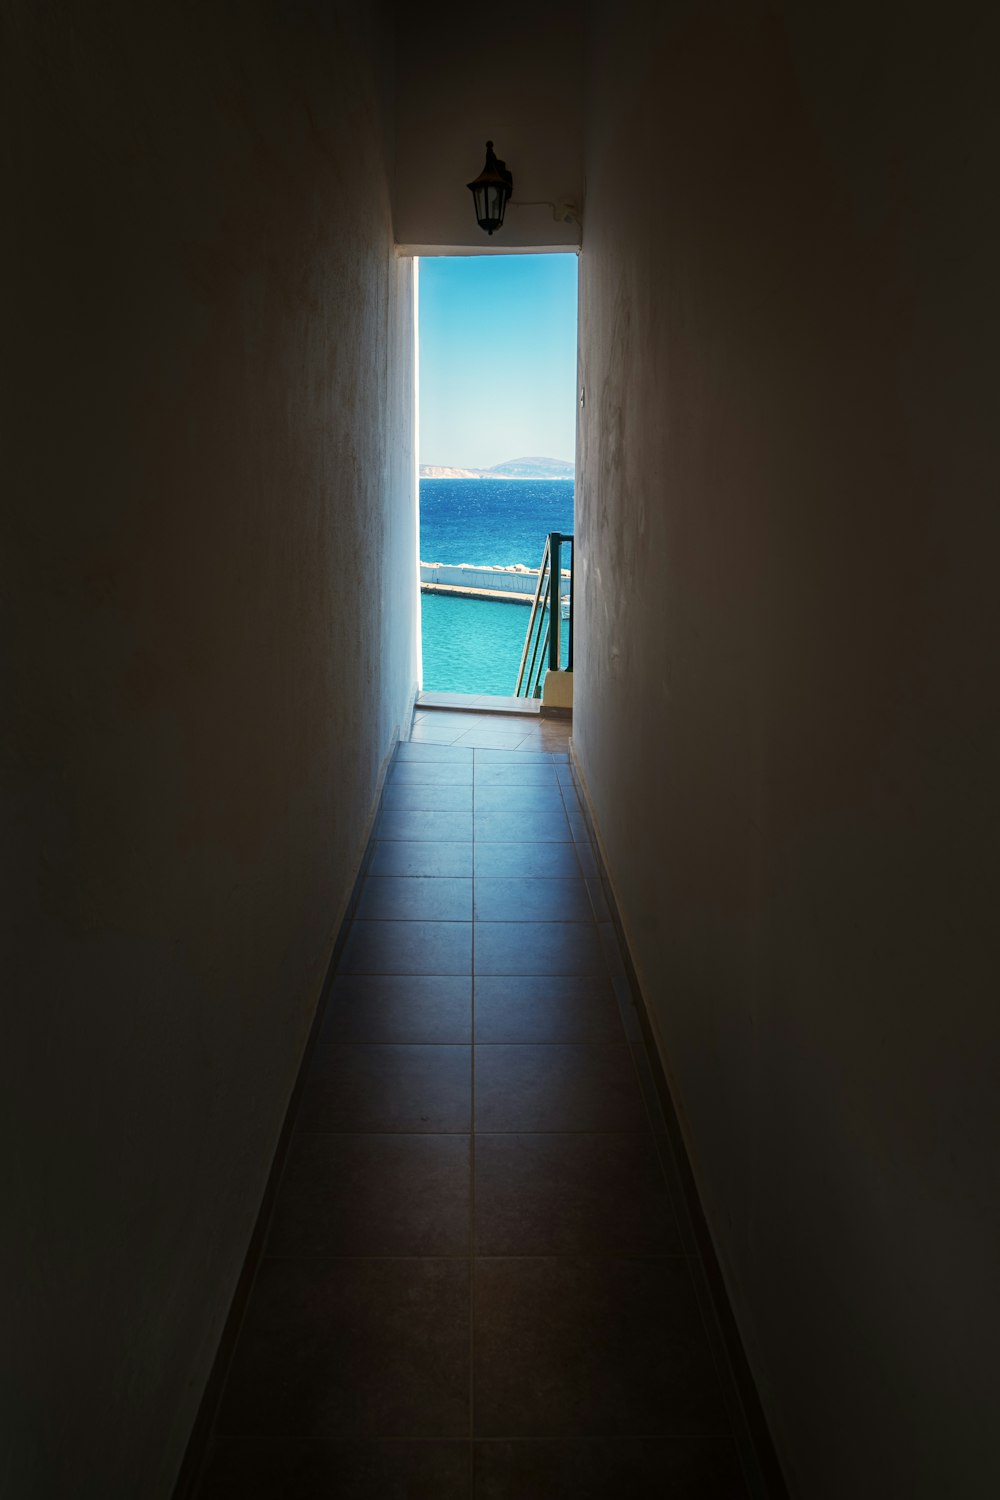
419,477,574,696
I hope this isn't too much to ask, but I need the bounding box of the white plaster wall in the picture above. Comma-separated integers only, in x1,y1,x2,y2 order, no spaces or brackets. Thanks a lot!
391,1,584,252
421,563,540,594
576,2,1000,1495
1,3,417,1495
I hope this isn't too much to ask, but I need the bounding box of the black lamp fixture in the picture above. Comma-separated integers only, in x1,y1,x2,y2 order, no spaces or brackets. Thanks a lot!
467,141,513,236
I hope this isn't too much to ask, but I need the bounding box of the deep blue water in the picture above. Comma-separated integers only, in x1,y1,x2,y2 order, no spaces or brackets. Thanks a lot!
419,478,574,695
419,478,574,567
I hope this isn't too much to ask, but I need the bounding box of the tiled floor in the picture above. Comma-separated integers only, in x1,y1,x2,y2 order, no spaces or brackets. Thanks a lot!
409,705,571,753
196,712,755,1499
416,691,541,716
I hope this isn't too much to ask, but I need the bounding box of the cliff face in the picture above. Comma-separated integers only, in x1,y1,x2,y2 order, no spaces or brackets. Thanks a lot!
484,457,574,479
419,456,574,479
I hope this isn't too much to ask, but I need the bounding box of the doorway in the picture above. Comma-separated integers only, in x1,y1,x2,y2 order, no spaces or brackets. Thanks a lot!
416,253,578,699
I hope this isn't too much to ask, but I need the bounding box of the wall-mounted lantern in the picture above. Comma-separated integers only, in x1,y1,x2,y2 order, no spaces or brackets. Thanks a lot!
467,141,513,236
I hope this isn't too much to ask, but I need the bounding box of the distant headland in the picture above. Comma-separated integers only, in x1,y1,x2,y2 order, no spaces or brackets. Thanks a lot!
420,456,574,481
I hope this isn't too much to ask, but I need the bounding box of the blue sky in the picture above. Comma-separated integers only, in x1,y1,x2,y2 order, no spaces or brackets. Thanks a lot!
418,253,579,470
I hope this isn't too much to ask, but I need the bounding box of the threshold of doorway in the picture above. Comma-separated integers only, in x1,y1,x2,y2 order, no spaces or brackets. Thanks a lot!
417,690,539,716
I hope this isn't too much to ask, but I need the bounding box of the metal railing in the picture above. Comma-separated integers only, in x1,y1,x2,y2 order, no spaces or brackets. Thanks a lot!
514,532,574,698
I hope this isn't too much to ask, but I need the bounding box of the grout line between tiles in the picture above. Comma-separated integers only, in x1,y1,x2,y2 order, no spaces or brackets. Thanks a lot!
469,748,477,1473
286,1128,659,1136
311,1040,639,1047
256,1252,690,1263
210,1429,732,1444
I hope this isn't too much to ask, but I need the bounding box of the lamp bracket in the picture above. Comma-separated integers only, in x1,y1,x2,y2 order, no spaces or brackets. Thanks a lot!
510,198,582,226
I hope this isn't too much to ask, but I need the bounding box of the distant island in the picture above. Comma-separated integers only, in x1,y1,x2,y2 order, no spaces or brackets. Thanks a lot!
420,456,574,481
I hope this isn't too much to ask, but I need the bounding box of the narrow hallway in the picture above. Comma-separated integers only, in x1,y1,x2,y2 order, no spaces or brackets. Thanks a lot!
195,709,756,1498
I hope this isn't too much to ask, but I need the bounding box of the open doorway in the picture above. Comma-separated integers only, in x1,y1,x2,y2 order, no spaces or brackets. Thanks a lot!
416,252,578,699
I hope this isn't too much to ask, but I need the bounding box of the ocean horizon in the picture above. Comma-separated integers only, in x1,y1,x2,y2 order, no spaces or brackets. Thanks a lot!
419,476,574,695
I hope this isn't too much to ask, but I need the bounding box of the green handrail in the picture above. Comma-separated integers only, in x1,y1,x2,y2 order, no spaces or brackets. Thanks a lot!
514,533,573,697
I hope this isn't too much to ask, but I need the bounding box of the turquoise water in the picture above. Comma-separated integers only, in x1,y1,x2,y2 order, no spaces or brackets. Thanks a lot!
421,593,570,697
419,477,574,695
